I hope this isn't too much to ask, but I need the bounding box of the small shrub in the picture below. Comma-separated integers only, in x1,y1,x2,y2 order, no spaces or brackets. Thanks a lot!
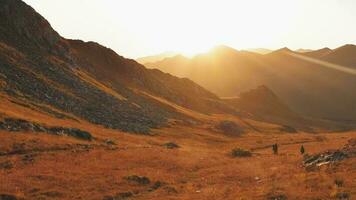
334,192,350,199
162,142,180,149
231,148,252,157
124,175,150,185
0,194,20,200
103,192,133,200
0,161,13,170
104,139,116,146
148,181,164,192
334,179,344,187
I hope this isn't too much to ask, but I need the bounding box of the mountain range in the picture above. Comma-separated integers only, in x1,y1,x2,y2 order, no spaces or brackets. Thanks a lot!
0,0,236,135
1,1,356,199
1,0,354,133
144,45,356,121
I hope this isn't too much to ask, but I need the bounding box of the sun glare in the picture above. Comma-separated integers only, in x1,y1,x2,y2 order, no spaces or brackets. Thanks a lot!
24,0,356,58
122,0,301,57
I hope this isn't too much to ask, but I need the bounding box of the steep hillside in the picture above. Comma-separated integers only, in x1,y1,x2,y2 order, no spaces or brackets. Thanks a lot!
302,47,332,59
321,44,356,68
69,40,228,114
0,0,234,134
146,46,356,121
223,86,304,127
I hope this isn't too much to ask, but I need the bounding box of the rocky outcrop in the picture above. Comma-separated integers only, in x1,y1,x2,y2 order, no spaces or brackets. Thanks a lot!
304,139,356,167
0,118,92,140
0,0,69,56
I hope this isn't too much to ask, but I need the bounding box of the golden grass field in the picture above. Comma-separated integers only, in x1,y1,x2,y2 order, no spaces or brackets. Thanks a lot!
0,95,355,200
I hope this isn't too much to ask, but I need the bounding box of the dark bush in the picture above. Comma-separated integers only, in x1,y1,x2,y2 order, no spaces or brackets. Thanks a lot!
124,175,150,185
335,192,350,199
0,194,21,200
231,148,252,157
103,192,133,200
0,118,92,141
162,142,180,149
335,179,344,187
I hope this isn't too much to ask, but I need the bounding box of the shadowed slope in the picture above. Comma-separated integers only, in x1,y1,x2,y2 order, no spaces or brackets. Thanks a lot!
321,44,356,68
0,0,235,134
146,45,356,121
302,47,332,59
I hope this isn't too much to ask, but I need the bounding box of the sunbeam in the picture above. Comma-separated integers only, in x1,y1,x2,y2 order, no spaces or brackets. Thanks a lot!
287,52,356,75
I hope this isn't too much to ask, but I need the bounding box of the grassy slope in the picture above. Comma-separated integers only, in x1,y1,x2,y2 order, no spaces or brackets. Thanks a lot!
0,96,355,200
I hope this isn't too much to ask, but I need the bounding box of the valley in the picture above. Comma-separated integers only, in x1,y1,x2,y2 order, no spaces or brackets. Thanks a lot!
0,0,355,199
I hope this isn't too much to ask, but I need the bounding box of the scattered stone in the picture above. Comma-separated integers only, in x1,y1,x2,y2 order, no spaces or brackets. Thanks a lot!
148,181,163,192
103,192,133,200
0,161,13,170
335,179,344,187
0,118,92,141
28,188,40,194
304,150,348,167
303,139,356,169
22,154,36,164
162,142,180,149
40,191,63,198
334,192,350,199
163,186,178,194
231,148,252,157
104,139,116,146
267,194,288,200
11,143,26,154
0,194,21,200
46,127,92,141
124,175,151,185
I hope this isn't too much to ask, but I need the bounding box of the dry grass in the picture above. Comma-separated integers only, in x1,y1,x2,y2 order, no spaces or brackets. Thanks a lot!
0,96,355,200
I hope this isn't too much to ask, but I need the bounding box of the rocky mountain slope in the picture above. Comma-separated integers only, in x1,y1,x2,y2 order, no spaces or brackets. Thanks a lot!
0,0,235,134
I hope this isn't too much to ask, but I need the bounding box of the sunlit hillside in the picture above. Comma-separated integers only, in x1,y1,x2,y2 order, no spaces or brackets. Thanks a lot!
1,0,355,199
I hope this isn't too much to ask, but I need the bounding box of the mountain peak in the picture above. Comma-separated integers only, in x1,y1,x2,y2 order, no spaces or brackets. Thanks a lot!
209,45,239,54
278,47,293,52
267,47,294,56
302,47,332,58
296,48,313,53
0,0,65,53
335,44,356,51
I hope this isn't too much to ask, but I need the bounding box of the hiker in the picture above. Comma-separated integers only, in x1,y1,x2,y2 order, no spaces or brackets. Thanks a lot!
300,145,305,155
272,143,278,154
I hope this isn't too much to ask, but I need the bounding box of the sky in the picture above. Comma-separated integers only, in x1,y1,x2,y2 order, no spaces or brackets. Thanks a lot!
24,0,356,59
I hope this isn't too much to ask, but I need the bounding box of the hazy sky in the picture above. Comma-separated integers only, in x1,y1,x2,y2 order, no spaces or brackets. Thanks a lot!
24,0,356,58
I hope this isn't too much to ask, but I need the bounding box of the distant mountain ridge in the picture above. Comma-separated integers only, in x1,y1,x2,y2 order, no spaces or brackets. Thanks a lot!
145,45,356,120
136,51,178,65
0,0,353,134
